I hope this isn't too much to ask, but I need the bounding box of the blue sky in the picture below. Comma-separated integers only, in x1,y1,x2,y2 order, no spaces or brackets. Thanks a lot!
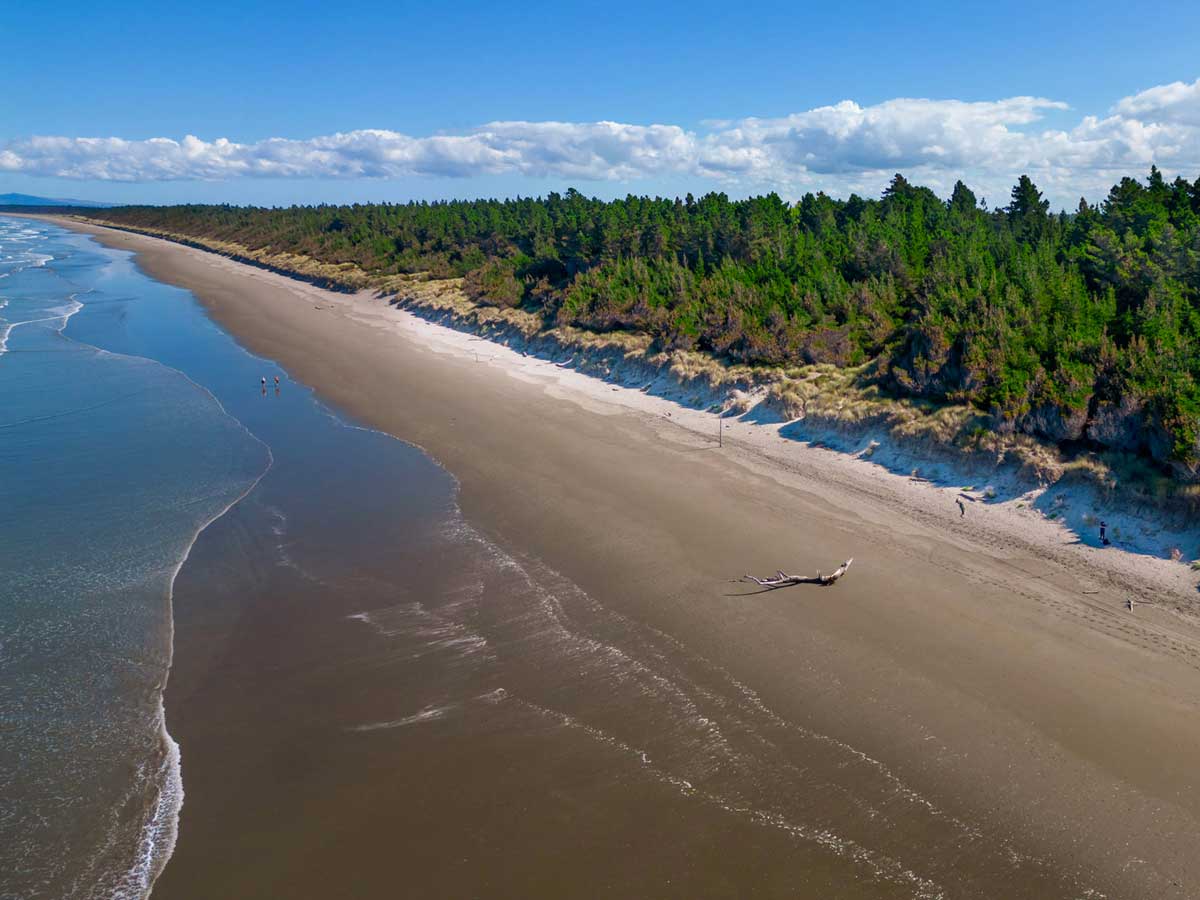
3,0,1200,207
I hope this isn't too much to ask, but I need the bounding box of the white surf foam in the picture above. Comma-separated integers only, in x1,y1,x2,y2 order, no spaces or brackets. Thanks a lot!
352,704,458,731
107,703,182,900
0,295,84,354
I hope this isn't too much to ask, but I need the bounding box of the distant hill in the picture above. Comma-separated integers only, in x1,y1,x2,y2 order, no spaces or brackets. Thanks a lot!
0,193,111,208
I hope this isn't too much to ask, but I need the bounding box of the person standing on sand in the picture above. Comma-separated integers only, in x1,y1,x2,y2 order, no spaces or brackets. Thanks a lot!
1100,520,1110,546
956,497,966,518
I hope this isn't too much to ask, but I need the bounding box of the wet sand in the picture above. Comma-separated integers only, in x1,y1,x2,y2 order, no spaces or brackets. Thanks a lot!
49,218,1200,898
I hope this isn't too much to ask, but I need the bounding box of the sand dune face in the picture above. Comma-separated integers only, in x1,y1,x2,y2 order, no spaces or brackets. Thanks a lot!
48,217,1200,898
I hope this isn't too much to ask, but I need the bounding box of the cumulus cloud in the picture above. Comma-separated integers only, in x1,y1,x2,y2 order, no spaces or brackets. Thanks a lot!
702,97,1069,175
3,77,1200,203
1113,78,1200,126
0,123,699,183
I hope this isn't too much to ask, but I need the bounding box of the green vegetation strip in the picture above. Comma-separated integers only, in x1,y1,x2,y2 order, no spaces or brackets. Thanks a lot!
72,169,1200,504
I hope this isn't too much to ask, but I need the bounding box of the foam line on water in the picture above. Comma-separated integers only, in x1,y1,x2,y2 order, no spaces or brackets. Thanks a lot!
0,293,84,354
508,693,947,899
351,704,458,731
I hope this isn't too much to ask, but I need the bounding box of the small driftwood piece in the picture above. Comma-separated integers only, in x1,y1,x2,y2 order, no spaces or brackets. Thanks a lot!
743,558,854,589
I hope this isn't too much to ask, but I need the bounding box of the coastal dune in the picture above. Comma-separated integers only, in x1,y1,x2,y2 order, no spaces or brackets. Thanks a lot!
50,218,1200,898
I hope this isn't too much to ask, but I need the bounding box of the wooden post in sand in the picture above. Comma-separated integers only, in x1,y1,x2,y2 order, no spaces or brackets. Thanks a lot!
718,412,723,448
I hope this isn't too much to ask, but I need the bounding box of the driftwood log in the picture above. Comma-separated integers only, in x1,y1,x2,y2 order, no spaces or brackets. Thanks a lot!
743,558,854,589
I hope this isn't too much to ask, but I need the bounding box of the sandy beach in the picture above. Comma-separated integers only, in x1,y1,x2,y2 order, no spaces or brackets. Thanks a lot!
45,217,1200,898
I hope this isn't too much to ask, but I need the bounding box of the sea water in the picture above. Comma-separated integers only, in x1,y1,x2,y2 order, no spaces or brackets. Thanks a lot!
0,218,471,899
0,218,270,897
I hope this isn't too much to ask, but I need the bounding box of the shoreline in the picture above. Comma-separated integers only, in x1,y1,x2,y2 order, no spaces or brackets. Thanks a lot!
131,400,274,899
0,218,275,900
39,216,1200,525
37,215,1200,897
28,216,1200,578
33,215,1197,598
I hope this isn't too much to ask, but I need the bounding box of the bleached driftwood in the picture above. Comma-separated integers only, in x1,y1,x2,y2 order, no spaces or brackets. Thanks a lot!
743,558,853,589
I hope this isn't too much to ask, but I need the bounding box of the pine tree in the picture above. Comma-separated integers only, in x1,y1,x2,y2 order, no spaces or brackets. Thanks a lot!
949,180,977,214
1007,175,1050,243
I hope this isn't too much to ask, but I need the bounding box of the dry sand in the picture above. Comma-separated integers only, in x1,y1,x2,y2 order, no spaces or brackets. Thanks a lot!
45,218,1200,897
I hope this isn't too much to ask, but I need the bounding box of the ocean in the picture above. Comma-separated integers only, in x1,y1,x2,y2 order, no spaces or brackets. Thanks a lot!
0,217,267,896
0,217,460,897
1,217,1102,899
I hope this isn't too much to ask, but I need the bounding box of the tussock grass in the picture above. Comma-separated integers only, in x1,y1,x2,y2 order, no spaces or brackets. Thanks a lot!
80,218,378,290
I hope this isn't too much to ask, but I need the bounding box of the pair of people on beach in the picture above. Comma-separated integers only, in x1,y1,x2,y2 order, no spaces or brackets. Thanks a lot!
261,375,280,393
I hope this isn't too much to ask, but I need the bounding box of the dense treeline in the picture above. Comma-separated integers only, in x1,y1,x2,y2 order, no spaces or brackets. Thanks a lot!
84,168,1200,475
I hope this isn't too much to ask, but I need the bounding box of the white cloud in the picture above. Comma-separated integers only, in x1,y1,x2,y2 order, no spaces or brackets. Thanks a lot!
1113,79,1200,127
701,97,1069,175
2,78,1200,204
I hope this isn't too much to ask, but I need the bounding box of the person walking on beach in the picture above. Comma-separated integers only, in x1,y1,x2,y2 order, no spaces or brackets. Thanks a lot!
261,376,267,395
956,497,966,518
274,375,281,395
1100,520,1110,546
